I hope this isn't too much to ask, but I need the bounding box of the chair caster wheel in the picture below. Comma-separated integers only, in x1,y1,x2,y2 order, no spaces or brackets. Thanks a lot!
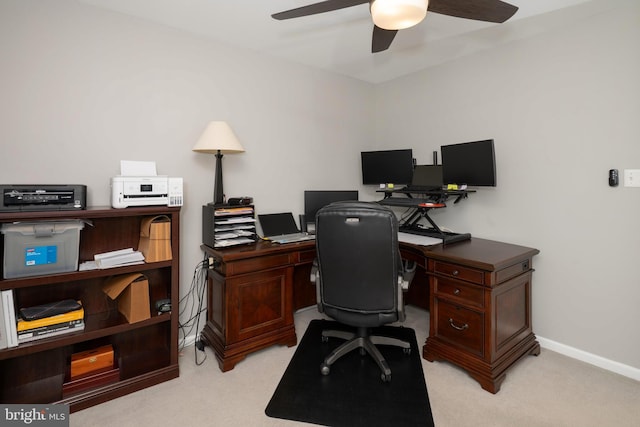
403,347,412,355
381,373,391,382
321,335,328,343
359,348,366,356
320,363,330,376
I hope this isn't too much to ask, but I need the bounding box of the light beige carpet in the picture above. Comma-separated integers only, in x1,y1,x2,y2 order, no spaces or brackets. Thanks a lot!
71,306,640,426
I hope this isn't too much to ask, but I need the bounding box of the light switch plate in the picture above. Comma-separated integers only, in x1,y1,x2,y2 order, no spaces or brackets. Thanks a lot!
623,169,640,187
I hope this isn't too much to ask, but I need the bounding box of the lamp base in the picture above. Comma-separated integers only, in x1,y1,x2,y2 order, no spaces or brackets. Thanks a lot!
213,150,225,205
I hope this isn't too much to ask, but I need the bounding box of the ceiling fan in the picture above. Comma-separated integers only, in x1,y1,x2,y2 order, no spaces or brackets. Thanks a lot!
272,0,519,53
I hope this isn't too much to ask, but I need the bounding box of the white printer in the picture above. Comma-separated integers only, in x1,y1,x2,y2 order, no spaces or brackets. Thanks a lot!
111,176,183,209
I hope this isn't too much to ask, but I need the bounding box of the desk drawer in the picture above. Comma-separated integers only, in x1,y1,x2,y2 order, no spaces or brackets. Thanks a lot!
433,261,484,285
294,249,316,264
435,279,484,308
436,299,484,357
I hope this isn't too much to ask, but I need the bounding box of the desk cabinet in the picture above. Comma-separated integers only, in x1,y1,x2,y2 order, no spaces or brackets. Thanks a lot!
423,238,540,393
200,242,312,371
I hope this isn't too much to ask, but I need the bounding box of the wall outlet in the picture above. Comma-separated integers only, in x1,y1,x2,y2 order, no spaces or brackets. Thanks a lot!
623,169,640,187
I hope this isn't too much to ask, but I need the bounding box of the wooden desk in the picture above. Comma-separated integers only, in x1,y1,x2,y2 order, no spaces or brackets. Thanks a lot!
200,241,315,372
200,238,539,393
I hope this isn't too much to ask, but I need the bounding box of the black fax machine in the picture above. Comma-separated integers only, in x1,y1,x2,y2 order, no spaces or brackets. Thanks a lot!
0,184,87,212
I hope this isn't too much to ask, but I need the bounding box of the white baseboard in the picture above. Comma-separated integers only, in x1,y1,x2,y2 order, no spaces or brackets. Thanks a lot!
181,334,198,349
538,336,640,381
179,329,639,382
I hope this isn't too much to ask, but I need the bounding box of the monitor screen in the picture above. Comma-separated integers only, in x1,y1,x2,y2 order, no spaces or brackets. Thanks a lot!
361,149,414,185
304,190,359,221
411,165,443,188
441,139,496,187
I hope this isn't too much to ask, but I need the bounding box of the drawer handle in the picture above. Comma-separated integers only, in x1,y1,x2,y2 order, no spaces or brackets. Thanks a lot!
452,270,459,276
453,288,461,295
448,318,469,331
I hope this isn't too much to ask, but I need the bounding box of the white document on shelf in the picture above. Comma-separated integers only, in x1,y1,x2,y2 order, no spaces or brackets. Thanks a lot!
214,237,255,248
215,232,240,239
215,224,255,231
216,217,256,225
398,232,442,246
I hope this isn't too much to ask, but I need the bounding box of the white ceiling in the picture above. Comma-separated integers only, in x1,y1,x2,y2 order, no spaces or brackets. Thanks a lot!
77,0,596,83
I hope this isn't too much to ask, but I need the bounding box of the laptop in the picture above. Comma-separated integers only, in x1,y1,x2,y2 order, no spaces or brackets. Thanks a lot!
403,165,443,192
258,212,315,244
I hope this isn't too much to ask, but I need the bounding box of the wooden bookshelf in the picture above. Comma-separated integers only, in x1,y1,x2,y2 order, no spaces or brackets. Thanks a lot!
0,206,180,412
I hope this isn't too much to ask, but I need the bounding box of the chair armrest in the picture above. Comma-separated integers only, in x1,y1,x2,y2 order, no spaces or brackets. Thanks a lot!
399,259,417,291
310,258,318,284
310,258,324,313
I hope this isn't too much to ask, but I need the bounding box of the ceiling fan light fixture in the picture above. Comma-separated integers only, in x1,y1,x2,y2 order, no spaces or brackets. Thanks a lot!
370,0,429,30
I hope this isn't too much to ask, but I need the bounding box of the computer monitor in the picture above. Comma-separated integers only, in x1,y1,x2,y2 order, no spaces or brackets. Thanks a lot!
361,149,414,186
441,139,497,187
411,165,443,188
302,190,359,233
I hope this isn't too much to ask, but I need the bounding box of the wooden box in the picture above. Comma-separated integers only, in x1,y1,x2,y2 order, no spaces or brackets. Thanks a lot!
70,345,115,379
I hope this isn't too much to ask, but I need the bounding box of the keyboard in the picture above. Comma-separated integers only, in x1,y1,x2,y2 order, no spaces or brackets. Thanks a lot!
269,233,315,244
400,226,471,243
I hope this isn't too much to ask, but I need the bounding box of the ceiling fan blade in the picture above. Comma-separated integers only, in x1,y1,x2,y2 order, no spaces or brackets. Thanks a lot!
428,0,518,23
372,25,398,53
272,0,369,20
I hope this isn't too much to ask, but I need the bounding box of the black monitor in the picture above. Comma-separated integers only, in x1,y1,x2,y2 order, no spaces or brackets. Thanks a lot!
441,139,496,186
304,190,359,222
411,165,443,188
361,149,414,186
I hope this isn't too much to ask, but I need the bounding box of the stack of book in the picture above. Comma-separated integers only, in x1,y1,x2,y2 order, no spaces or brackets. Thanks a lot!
17,300,85,344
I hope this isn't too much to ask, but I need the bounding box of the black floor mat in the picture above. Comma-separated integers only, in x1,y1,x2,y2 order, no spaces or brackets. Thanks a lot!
265,319,435,427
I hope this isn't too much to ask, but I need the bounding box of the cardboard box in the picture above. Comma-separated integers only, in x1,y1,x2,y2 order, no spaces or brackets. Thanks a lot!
70,345,115,379
138,215,172,262
102,273,150,323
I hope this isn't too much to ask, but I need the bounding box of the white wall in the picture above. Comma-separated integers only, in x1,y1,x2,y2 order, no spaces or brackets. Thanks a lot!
1,0,638,374
0,0,373,328
375,0,640,370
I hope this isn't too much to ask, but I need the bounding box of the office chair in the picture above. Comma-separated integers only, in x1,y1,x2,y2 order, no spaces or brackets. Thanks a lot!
311,201,413,382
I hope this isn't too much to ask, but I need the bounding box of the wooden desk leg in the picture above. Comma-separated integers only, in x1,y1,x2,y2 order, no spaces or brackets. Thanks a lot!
201,321,297,372
423,336,540,393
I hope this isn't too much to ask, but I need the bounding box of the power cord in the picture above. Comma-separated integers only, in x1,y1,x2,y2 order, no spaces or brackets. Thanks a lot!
178,254,209,365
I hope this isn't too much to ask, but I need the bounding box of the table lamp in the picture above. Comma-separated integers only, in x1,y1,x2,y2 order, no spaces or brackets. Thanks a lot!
193,121,245,205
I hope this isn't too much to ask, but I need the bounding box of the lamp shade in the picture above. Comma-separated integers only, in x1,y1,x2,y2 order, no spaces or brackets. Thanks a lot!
370,0,429,30
192,121,245,154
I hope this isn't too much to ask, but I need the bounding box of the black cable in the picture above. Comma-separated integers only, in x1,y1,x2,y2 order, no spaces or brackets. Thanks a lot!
177,254,208,365
177,258,205,345
193,258,208,366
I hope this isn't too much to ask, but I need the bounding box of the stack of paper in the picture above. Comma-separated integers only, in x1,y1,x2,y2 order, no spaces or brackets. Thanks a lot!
94,248,145,269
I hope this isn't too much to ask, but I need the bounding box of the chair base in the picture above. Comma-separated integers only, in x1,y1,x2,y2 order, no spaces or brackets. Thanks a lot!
320,326,411,382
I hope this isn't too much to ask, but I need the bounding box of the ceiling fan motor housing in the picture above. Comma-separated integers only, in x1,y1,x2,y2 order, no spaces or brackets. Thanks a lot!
370,0,429,30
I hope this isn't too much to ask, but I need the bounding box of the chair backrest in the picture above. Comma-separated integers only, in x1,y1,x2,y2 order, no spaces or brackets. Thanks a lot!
315,201,401,326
